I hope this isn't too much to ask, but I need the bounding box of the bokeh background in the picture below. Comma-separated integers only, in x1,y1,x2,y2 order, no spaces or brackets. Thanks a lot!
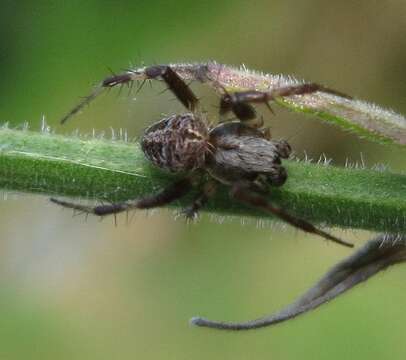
0,1,406,359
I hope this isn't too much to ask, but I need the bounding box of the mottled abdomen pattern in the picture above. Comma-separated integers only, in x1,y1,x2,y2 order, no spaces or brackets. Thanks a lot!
141,113,208,172
207,122,291,186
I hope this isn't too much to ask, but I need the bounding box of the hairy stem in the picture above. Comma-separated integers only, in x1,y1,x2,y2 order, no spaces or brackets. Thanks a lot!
1,126,406,232
171,62,406,145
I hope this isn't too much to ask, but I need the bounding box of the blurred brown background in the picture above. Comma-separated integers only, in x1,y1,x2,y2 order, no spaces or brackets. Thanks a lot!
0,1,405,359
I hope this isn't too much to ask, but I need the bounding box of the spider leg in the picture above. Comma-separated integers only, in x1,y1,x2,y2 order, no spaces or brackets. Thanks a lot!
144,65,199,111
219,83,351,124
59,66,174,124
60,86,105,124
60,71,143,124
219,91,258,122
181,181,218,219
230,182,353,248
272,83,352,99
51,178,193,217
219,90,267,129
60,64,200,124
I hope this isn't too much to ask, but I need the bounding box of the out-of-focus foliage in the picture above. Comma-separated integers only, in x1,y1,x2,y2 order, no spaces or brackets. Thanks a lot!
0,1,405,359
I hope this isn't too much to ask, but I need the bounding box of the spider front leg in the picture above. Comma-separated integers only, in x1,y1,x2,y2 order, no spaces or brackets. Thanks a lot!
61,65,198,124
145,66,198,111
230,182,353,248
51,178,193,216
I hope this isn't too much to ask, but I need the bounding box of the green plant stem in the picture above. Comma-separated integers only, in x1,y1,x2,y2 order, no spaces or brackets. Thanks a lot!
1,127,405,232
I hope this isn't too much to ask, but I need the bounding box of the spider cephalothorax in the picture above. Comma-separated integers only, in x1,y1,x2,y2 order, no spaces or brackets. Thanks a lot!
53,64,353,247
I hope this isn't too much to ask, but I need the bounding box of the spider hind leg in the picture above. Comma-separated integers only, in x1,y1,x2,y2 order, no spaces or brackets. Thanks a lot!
230,182,353,248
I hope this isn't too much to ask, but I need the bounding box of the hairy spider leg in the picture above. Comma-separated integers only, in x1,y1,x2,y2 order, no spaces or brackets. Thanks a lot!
273,83,351,98
219,92,257,121
60,71,142,124
219,83,352,125
51,178,193,216
218,90,265,130
230,182,353,248
60,86,106,124
181,181,218,219
151,66,198,111
60,65,200,124
106,65,199,111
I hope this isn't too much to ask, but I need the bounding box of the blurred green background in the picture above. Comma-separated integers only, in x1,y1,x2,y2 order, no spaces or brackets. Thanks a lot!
0,0,406,359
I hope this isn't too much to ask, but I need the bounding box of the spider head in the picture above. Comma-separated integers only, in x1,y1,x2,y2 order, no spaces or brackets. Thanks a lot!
141,113,209,172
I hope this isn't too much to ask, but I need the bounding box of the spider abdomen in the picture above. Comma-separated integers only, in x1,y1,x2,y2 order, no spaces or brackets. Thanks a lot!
141,113,209,172
207,122,289,186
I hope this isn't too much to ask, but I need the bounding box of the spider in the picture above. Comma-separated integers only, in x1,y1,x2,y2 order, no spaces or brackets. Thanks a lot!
52,65,353,248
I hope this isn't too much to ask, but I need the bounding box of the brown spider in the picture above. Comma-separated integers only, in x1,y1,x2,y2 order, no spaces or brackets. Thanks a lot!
52,65,352,248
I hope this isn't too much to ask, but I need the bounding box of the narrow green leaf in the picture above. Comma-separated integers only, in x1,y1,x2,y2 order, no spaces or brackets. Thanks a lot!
191,233,406,330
